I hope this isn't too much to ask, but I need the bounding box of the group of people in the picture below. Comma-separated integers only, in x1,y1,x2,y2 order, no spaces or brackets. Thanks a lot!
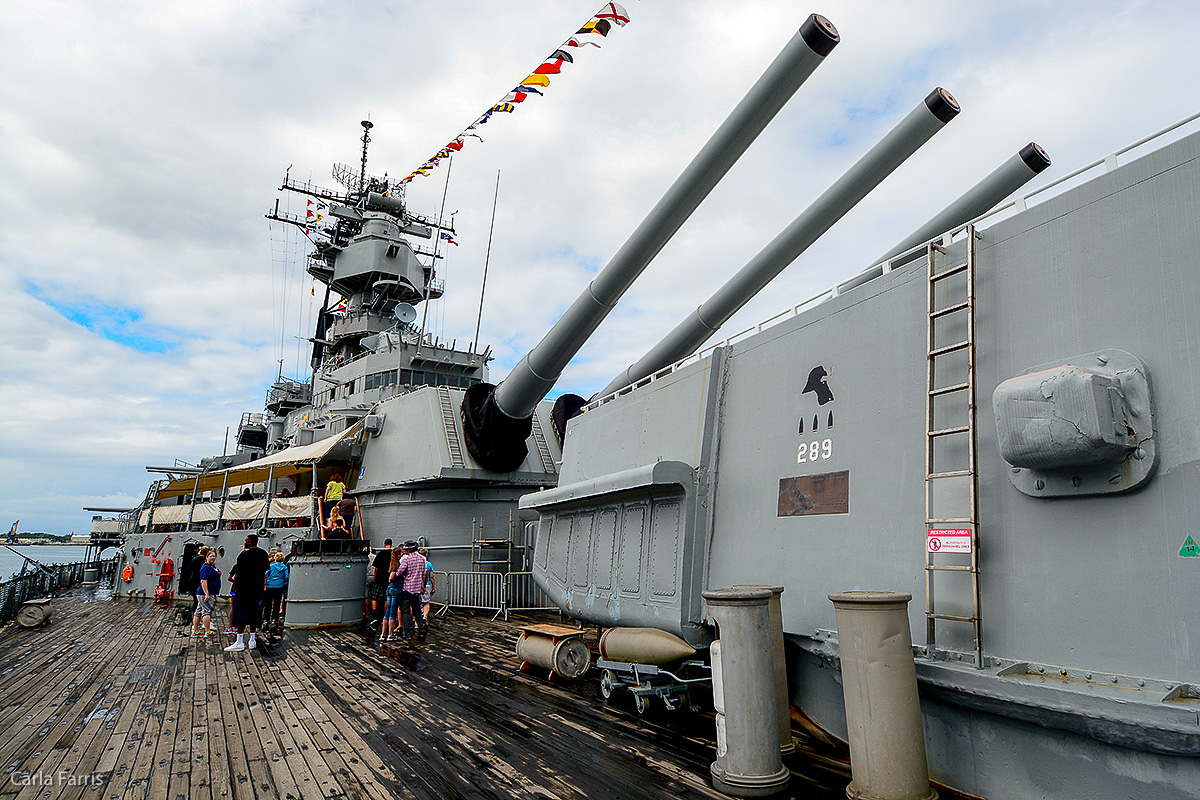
183,536,290,650
368,539,435,642
179,508,436,652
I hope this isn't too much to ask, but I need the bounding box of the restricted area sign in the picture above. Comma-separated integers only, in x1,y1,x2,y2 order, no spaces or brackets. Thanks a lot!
927,527,973,553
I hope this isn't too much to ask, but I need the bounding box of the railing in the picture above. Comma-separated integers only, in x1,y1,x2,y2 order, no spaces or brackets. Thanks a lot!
434,570,559,620
0,559,118,623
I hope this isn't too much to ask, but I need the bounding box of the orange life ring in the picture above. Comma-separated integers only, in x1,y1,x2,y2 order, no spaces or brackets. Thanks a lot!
121,564,134,582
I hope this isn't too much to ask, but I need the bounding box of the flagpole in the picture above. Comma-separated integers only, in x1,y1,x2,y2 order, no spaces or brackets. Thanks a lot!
473,170,501,359
417,155,454,353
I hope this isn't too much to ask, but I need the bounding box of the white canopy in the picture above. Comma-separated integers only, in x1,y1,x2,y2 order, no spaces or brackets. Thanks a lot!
156,423,362,499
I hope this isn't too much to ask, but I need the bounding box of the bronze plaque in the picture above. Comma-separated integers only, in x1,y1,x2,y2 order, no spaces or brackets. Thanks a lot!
778,470,849,516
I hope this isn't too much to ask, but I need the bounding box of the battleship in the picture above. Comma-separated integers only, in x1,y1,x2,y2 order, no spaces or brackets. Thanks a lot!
86,9,1200,800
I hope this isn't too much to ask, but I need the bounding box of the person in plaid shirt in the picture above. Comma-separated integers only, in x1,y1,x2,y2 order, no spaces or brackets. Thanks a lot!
392,541,428,642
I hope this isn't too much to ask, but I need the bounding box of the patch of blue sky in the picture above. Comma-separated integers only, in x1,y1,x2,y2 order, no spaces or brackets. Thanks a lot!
541,244,604,275
821,92,905,149
27,283,178,354
820,59,942,150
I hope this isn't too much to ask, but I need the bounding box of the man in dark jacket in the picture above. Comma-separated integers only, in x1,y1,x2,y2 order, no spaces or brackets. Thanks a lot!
369,539,392,626
225,534,270,652
184,546,209,596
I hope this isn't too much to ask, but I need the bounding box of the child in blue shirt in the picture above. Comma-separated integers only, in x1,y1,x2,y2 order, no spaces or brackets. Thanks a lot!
263,552,289,627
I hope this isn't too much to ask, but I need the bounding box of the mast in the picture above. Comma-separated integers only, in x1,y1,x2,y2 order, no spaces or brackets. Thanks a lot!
358,120,373,197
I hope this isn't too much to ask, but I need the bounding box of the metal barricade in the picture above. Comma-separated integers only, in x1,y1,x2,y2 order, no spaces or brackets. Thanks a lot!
434,570,562,621
503,571,558,619
435,571,505,618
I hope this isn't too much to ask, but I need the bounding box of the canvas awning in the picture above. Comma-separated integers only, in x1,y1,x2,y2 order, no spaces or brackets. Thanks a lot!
155,423,362,499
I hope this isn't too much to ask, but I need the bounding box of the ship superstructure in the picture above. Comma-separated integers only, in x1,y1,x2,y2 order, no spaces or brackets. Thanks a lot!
257,120,487,454
111,122,560,616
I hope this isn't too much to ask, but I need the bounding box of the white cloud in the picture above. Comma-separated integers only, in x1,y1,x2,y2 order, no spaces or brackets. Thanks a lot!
2,0,1198,534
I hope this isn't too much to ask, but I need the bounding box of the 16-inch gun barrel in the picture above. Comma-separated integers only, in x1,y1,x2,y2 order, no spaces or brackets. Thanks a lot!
879,142,1049,264
873,139,1051,261
831,142,1051,296
462,14,841,472
602,88,961,398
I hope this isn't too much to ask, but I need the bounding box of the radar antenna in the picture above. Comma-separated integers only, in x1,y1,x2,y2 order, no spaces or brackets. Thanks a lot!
331,162,359,192
331,121,392,200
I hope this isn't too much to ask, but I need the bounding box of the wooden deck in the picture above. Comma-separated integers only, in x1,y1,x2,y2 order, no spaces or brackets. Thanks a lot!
0,584,855,800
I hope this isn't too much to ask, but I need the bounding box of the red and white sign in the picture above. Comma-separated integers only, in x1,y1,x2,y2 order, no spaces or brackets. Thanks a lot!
927,527,972,553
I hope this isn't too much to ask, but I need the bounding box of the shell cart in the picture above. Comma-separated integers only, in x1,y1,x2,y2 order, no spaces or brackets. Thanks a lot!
596,657,711,714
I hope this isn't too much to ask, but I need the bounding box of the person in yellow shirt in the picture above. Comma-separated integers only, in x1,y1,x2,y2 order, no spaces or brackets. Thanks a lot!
323,473,345,523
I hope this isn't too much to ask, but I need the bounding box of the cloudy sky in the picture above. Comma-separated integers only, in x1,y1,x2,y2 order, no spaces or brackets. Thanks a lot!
2,0,1198,536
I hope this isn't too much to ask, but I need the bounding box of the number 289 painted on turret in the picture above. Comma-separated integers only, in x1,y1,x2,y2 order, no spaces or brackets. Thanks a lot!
797,438,832,463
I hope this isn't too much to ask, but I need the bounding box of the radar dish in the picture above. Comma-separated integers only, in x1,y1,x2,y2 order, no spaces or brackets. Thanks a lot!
393,303,418,324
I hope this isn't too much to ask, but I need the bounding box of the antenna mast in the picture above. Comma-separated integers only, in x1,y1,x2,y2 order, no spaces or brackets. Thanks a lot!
358,119,374,196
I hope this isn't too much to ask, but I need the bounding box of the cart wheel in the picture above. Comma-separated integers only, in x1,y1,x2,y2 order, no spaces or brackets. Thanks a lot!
600,669,616,700
634,692,647,715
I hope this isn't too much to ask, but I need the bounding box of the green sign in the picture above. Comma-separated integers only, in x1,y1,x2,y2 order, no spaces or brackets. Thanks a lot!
1180,535,1200,558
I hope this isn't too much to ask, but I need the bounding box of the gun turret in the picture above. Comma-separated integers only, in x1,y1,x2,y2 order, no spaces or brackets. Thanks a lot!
602,88,962,398
461,14,841,472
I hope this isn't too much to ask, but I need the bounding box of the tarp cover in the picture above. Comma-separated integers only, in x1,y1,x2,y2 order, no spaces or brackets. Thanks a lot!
221,499,267,521
145,505,188,525
190,502,222,522
269,497,313,519
155,423,362,499
460,383,531,473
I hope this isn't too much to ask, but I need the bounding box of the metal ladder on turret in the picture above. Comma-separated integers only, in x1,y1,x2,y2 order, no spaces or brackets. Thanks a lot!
924,226,983,667
529,416,557,474
438,386,466,468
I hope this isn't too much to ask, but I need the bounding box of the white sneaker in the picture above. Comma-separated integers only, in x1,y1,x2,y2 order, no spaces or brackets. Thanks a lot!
224,641,246,652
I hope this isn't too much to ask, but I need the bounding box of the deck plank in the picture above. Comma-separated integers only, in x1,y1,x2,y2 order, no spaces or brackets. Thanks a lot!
238,649,306,800
108,601,174,800
37,617,147,800
168,617,202,800
0,606,120,772
0,605,123,799
214,636,258,800
245,641,325,800
0,586,867,800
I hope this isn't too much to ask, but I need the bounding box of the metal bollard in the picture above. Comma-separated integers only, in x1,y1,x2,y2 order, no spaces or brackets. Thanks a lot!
732,585,795,755
705,587,790,797
828,591,937,800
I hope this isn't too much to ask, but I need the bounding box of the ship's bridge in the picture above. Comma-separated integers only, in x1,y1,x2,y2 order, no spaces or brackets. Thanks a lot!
329,215,434,306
